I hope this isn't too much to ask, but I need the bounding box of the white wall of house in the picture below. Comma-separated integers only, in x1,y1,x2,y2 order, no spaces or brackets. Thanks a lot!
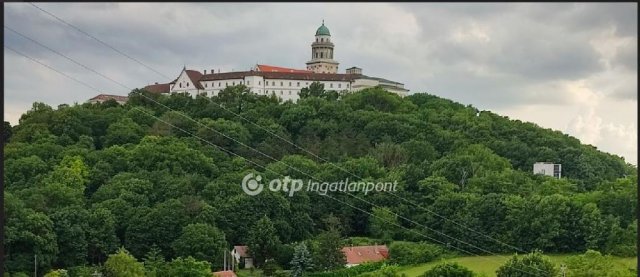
168,71,407,101
533,162,562,178
171,70,200,95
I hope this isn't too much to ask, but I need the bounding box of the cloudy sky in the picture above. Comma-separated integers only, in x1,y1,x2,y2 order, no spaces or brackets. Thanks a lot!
4,3,637,164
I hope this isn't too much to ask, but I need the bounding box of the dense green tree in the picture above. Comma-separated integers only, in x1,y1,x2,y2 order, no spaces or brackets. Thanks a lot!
4,120,12,143
247,216,282,267
165,257,211,277
104,117,145,147
369,207,400,241
87,207,119,264
172,223,227,268
313,229,346,271
104,248,145,277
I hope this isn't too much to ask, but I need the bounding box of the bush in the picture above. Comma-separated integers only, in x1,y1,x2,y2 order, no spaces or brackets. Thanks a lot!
360,264,401,277
565,250,633,277
496,251,558,277
307,262,386,277
423,262,474,277
44,269,69,277
388,242,444,265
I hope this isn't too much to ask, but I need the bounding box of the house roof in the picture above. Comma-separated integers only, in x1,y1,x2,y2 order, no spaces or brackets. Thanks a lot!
233,246,249,257
256,64,312,73
200,71,359,82
213,271,237,277
88,94,129,103
341,245,389,265
185,69,204,89
143,83,171,93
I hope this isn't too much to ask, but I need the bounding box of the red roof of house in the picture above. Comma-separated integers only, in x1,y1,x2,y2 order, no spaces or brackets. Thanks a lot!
234,246,249,257
341,245,389,265
256,64,312,73
88,94,129,102
213,271,237,277
143,83,171,93
200,71,359,82
185,70,204,89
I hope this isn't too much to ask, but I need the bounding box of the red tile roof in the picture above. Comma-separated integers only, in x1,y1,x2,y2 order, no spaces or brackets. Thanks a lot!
185,70,204,89
199,71,359,82
256,64,312,73
143,83,171,93
88,94,128,103
341,245,389,265
234,246,249,257
213,271,237,277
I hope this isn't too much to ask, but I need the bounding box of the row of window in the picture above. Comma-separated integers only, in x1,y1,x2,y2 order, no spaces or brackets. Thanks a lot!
199,80,348,89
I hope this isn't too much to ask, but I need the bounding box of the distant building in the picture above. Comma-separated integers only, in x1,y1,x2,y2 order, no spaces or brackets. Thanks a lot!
231,245,254,269
341,245,389,268
87,94,128,104
212,270,237,277
533,162,562,178
143,21,409,99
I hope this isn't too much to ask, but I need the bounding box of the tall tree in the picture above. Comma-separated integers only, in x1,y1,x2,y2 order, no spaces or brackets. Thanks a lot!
247,216,282,267
172,223,227,269
290,242,314,277
314,229,346,271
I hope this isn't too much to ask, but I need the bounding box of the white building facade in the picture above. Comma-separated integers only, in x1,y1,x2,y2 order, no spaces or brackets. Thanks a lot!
533,162,562,178
147,22,409,100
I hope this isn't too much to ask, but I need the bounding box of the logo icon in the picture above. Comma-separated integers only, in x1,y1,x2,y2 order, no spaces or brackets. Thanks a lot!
242,173,264,196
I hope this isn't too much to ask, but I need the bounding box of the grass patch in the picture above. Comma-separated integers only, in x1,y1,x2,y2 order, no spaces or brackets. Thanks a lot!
397,254,637,277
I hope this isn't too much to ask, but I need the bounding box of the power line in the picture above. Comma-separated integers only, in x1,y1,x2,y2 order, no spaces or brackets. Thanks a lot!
28,2,172,80
16,11,547,274
9,43,542,275
4,45,102,93
4,25,131,91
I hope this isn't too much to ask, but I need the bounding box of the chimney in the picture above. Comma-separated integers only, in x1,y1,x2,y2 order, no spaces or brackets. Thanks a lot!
155,82,158,85
212,69,214,74
204,69,207,74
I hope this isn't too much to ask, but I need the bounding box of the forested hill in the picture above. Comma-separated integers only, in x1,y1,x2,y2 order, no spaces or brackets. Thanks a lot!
4,85,637,273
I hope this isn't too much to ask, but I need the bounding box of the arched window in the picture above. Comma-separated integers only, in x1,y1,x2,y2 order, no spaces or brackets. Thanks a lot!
321,38,324,42
320,52,323,58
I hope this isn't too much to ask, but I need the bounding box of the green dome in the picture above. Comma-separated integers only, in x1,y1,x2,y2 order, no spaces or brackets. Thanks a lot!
315,22,330,36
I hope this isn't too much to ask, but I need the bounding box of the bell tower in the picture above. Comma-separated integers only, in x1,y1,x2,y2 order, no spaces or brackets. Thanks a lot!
306,20,339,74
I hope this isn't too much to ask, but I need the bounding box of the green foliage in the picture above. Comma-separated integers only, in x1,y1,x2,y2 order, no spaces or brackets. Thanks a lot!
4,120,12,143
3,87,637,273
165,256,211,277
359,264,402,277
369,207,400,242
172,223,227,268
565,250,634,277
313,229,347,271
291,242,314,277
262,259,281,277
44,269,69,277
104,248,145,277
307,262,386,277
388,242,444,266
247,216,282,267
496,251,558,277
422,262,474,277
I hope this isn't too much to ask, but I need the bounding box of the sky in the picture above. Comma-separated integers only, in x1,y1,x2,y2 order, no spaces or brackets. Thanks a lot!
3,3,638,165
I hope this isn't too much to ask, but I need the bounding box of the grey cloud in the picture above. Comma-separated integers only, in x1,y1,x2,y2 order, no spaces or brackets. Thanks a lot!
3,3,637,163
